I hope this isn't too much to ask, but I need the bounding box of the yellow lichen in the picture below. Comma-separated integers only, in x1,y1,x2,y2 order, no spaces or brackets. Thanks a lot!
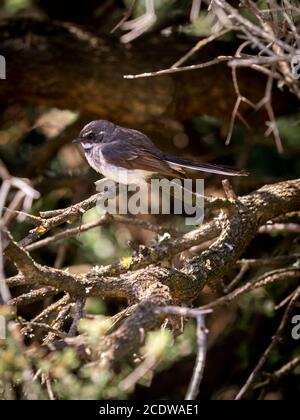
121,256,133,270
37,225,47,234
205,259,212,270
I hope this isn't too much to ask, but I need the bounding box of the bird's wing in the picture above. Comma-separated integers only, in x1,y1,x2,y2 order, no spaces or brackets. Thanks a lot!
101,143,181,177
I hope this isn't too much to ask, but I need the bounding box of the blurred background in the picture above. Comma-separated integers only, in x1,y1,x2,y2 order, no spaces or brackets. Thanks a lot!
0,0,300,400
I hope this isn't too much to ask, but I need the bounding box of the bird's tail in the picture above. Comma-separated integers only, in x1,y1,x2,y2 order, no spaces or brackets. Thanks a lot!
165,154,248,177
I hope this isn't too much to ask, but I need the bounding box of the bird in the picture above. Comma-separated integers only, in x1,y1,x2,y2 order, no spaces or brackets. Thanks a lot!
73,120,248,185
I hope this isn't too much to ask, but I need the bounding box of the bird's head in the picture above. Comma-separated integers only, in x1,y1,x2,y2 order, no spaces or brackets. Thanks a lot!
73,120,116,149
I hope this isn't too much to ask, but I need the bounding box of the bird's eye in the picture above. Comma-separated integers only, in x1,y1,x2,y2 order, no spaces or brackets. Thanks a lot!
98,131,105,142
88,132,95,140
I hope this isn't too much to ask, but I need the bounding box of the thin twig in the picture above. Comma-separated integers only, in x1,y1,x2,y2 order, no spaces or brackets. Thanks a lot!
225,41,256,145
259,223,300,234
18,319,67,339
25,214,179,252
185,314,209,400
43,303,73,344
172,28,231,68
21,294,71,336
45,378,55,401
68,297,85,337
124,55,234,79
237,254,300,268
110,0,137,34
202,268,300,309
8,287,58,306
224,262,249,293
235,286,300,400
190,0,202,23
274,289,298,311
120,354,159,391
157,305,212,400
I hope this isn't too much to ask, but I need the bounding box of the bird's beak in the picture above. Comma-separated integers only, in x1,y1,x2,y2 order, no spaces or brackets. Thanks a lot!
72,137,81,144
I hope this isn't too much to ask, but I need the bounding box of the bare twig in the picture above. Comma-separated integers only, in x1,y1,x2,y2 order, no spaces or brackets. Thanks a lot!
157,306,213,318
185,314,209,400
19,192,105,248
43,303,73,345
237,254,300,268
257,70,283,153
0,232,10,303
235,286,300,399
222,179,238,201
271,355,300,381
68,297,85,337
45,378,55,401
172,28,231,68
190,0,202,23
253,354,300,391
120,353,159,391
124,56,234,79
25,214,179,252
259,223,300,234
157,306,212,400
225,41,256,145
18,319,67,339
224,261,250,293
21,294,71,336
8,287,58,306
0,160,40,303
275,289,298,311
202,268,300,309
111,0,137,34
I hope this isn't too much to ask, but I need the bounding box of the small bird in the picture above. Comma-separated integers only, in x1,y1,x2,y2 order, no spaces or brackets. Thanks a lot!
73,120,248,185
